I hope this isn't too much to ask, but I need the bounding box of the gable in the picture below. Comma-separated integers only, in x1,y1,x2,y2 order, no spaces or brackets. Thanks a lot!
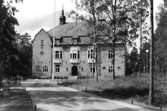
32,29,52,46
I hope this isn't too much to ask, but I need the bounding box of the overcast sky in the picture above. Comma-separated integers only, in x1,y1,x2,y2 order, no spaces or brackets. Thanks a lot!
14,0,164,38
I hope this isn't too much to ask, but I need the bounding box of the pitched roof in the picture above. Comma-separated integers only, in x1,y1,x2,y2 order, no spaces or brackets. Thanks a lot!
48,22,91,38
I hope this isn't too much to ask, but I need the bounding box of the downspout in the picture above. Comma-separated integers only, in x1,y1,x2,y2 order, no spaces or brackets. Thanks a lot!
51,37,54,80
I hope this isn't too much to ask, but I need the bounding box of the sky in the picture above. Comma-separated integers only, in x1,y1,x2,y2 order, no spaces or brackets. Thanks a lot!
13,0,164,39
14,0,75,37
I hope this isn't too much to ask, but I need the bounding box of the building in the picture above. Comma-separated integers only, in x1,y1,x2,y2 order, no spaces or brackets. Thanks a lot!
32,10,126,79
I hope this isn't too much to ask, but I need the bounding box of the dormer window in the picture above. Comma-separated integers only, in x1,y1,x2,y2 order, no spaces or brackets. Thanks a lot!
55,39,60,46
72,37,80,45
74,39,77,44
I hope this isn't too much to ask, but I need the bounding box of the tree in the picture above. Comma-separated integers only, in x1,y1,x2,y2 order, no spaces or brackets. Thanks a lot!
126,47,139,75
70,0,149,79
149,0,154,105
155,6,167,73
0,0,23,80
16,33,32,78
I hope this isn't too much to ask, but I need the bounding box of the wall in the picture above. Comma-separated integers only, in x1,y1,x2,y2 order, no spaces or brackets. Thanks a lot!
52,45,92,77
32,29,52,78
52,44,125,78
100,45,126,78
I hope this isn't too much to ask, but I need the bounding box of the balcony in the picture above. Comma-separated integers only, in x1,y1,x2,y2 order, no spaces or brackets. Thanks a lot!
87,58,95,63
70,59,80,63
53,59,62,63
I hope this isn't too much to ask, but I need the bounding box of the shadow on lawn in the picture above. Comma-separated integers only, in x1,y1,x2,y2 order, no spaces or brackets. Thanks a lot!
0,89,34,111
30,90,108,109
86,86,149,100
58,81,80,86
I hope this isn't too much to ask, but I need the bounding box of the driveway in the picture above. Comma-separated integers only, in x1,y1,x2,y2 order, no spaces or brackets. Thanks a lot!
21,80,156,111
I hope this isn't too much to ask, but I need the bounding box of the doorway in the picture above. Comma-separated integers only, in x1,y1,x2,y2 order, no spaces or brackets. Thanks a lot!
71,66,78,76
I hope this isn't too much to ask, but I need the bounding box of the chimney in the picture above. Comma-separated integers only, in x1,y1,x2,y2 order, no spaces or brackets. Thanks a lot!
59,9,66,25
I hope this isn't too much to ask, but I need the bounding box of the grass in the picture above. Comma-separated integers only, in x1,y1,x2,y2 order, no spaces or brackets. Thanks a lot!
58,73,167,108
0,85,34,111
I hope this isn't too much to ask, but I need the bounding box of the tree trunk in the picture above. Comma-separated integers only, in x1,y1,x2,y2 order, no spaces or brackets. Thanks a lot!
139,0,143,73
112,0,117,79
149,0,154,105
92,0,97,79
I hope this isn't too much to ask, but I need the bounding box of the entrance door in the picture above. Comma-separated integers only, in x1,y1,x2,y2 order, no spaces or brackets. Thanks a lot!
71,66,78,76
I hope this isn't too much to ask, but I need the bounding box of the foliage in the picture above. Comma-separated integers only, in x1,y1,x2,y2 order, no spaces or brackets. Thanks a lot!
16,33,32,78
70,0,150,78
155,6,167,73
0,0,31,80
0,0,18,78
70,0,149,44
126,47,139,75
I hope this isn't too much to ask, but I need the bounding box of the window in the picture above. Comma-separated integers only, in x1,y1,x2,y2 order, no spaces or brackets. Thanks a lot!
90,63,95,73
60,51,62,58
70,53,72,58
73,53,76,59
40,51,44,55
66,67,68,72
70,51,80,59
36,66,41,72
88,50,90,58
109,65,114,72
73,39,78,44
55,51,59,59
40,40,44,49
43,66,48,72
88,49,94,59
108,49,114,59
55,64,60,72
55,51,62,59
78,51,80,59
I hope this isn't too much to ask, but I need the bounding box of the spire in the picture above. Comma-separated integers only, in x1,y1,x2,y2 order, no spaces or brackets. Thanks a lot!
59,7,66,25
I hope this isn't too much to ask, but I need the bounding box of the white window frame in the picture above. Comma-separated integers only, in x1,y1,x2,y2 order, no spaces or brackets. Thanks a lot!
88,49,94,59
55,50,62,59
70,51,80,59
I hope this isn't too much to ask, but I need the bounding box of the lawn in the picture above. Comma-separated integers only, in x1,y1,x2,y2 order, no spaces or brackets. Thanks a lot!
0,86,34,111
58,73,167,108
